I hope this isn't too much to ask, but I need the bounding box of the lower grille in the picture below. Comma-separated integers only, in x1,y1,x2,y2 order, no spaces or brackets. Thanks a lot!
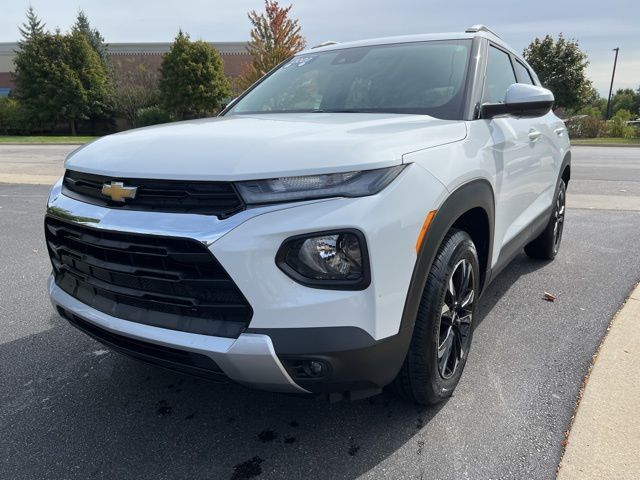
58,307,227,380
46,216,252,338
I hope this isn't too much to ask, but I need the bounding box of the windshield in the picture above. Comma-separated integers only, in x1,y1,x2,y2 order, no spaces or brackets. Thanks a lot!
228,40,472,120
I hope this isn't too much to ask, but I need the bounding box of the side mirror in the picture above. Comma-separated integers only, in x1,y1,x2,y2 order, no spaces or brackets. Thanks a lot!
481,83,554,119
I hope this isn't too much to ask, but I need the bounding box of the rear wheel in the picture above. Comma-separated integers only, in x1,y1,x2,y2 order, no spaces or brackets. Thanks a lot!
395,229,479,405
524,180,566,260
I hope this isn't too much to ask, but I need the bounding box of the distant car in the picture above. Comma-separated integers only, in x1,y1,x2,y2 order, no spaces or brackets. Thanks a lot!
46,25,570,404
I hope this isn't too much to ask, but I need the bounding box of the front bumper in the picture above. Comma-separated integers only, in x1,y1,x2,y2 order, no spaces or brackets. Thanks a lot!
46,164,448,394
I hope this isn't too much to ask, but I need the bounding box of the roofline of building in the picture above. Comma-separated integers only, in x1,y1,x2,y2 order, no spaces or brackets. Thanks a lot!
0,41,249,56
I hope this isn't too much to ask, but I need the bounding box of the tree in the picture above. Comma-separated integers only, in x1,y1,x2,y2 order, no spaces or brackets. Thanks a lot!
113,63,160,127
610,88,639,118
159,31,231,120
14,30,114,134
238,0,306,91
18,6,45,46
71,9,115,127
523,34,593,111
72,10,109,65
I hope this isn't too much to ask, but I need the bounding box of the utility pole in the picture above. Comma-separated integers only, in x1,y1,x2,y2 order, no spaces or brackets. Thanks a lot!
606,47,619,120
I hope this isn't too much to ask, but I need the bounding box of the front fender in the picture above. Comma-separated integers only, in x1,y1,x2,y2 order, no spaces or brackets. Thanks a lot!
398,179,495,333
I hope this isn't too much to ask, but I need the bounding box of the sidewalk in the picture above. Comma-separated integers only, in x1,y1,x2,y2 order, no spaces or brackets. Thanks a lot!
0,144,76,185
557,283,640,479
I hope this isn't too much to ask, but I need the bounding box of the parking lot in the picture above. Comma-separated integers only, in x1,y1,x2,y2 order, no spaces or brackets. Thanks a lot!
1,146,639,479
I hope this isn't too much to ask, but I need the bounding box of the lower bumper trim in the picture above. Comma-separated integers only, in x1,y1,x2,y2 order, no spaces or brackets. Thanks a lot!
58,306,229,381
49,276,308,394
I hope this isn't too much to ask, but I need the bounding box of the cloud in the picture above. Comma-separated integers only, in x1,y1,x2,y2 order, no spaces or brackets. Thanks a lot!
588,59,640,94
1,0,637,96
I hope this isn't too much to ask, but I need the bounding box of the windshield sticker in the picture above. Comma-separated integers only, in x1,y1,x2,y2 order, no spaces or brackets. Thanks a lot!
284,55,318,69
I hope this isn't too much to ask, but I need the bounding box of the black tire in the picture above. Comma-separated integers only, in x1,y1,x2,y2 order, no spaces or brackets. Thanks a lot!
524,180,566,260
394,229,479,405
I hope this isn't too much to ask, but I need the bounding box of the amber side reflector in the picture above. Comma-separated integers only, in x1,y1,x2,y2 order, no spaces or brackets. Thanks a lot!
416,210,437,253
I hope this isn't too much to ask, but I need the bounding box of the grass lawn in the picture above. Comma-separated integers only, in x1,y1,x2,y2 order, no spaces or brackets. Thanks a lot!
0,135,97,144
572,137,640,145
2,135,638,146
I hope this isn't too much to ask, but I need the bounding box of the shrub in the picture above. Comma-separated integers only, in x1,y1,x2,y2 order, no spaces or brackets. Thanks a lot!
578,106,603,118
135,105,172,127
581,116,605,138
623,125,638,139
0,97,32,134
565,115,605,138
609,109,632,138
614,108,632,122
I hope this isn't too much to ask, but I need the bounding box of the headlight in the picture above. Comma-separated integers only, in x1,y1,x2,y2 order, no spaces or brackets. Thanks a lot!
235,165,405,204
276,230,370,290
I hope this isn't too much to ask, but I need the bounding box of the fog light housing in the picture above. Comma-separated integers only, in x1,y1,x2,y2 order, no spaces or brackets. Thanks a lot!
276,230,370,290
284,359,330,379
304,361,327,378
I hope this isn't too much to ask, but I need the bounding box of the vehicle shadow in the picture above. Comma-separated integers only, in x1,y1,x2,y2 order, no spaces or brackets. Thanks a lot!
2,317,444,480
1,253,544,480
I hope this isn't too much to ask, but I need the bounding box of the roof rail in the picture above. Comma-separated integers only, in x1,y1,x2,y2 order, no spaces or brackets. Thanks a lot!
465,25,501,39
311,41,338,49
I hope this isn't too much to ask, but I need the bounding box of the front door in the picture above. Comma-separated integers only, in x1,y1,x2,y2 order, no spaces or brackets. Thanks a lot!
483,44,547,260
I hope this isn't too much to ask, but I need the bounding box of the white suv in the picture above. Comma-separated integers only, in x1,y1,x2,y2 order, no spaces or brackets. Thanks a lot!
46,26,570,404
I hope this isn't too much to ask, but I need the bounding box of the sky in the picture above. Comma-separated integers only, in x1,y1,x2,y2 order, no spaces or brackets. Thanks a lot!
1,0,638,96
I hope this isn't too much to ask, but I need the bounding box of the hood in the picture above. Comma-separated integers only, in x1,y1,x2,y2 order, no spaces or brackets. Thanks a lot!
66,113,467,181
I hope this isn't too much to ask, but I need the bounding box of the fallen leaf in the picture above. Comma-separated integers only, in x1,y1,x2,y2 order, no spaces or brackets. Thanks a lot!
543,292,557,302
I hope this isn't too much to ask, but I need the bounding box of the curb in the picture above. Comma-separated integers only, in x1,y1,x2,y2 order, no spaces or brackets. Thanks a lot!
571,143,640,148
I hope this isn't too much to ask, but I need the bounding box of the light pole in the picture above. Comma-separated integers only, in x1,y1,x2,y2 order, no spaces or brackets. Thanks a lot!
605,47,619,120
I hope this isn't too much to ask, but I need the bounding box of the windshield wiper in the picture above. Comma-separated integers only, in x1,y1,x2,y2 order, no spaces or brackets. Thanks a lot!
310,109,367,113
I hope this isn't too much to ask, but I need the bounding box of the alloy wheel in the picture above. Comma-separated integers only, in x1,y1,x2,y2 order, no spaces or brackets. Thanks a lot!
437,259,475,380
553,185,566,252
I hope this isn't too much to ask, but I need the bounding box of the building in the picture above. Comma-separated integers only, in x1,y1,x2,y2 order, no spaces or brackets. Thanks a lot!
0,41,251,96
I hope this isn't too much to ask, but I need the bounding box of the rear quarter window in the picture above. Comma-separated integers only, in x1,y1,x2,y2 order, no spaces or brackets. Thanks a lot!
514,59,535,85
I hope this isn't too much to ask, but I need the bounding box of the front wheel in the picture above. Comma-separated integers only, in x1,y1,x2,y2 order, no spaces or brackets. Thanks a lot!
524,180,566,260
394,229,479,405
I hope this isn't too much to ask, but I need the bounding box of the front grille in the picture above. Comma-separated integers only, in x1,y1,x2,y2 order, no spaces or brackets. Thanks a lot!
46,216,252,338
62,170,245,217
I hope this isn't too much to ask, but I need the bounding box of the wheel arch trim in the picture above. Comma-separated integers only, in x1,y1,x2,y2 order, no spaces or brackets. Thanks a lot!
561,150,571,185
398,179,495,334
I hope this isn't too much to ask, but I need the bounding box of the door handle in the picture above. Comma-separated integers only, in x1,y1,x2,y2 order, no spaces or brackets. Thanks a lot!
554,127,565,136
528,130,542,141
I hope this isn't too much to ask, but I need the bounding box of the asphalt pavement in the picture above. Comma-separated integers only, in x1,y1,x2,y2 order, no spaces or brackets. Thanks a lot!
558,284,640,479
1,146,639,479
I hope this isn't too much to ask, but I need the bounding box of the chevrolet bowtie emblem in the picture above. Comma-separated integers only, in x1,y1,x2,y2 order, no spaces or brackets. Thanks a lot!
101,181,138,202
